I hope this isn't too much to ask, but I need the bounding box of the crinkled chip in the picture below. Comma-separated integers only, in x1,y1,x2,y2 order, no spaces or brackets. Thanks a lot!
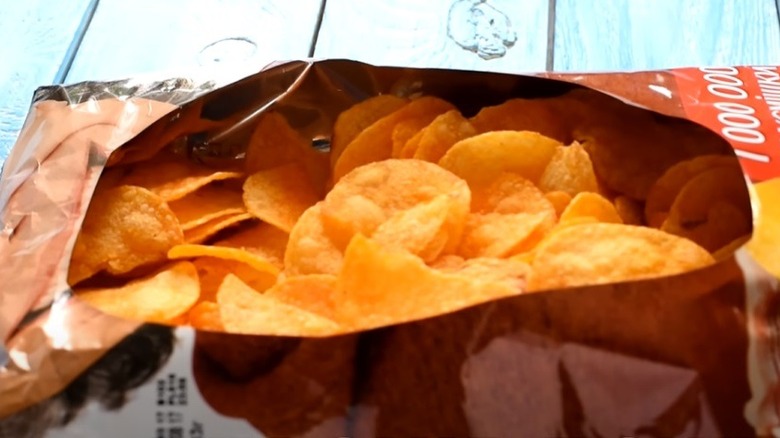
645,154,739,227
335,234,523,329
559,192,623,224
184,212,253,244
117,153,243,202
217,274,340,336
168,244,280,276
458,212,552,258
406,110,477,162
544,191,572,217
168,183,245,231
662,201,751,252
265,274,338,320
472,172,555,217
69,185,183,285
370,194,452,262
214,222,289,269
333,97,454,181
76,262,199,323
527,223,714,291
747,178,780,277
537,142,599,196
439,131,561,188
330,95,408,168
285,203,344,276
191,257,277,302
187,301,224,331
614,196,644,225
243,163,320,233
245,111,330,194
322,159,470,253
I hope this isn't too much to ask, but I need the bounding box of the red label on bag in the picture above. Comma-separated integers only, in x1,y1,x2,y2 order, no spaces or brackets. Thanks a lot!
674,66,780,182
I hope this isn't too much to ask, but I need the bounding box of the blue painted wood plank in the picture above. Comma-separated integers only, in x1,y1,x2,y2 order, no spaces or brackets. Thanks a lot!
554,0,780,71
314,0,549,73
66,0,324,84
0,0,97,166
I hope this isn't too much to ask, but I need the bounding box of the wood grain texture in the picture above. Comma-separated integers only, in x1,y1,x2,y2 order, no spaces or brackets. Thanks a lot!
554,0,780,71
314,0,549,73
66,0,324,83
0,0,95,165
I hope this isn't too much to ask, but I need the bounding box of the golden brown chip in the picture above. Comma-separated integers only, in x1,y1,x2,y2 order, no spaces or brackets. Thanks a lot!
187,301,224,331
265,274,338,320
537,142,599,196
409,110,477,162
334,234,524,330
191,257,277,302
322,159,470,253
117,153,243,202
527,223,714,291
184,212,253,244
645,154,739,227
243,163,320,233
559,192,623,224
284,203,344,276
214,222,289,269
370,195,452,262
333,97,454,181
458,212,552,258
747,178,780,277
168,244,280,276
544,191,572,218
69,185,183,285
439,131,561,188
76,262,199,323
330,95,408,168
168,184,245,231
217,274,340,336
471,172,555,217
469,97,581,143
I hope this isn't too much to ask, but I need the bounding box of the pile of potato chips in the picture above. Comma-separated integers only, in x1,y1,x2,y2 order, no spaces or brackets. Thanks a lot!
69,88,752,336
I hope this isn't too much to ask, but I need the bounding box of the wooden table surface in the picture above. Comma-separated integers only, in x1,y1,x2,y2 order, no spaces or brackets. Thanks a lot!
1,0,779,166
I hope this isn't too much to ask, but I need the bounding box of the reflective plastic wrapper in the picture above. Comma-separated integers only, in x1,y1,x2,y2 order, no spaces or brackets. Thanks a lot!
1,60,780,437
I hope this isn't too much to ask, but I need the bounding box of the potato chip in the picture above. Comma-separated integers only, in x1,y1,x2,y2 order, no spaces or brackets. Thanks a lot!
370,195,451,262
439,131,561,188
559,192,623,224
214,222,289,269
76,262,199,323
265,274,338,320
335,234,523,329
168,244,280,276
168,184,245,231
663,165,750,233
712,234,751,262
471,172,555,217
187,301,224,331
645,154,739,227
432,256,530,284
544,191,572,217
284,203,344,276
191,257,277,302
391,112,449,158
537,142,599,196
399,130,424,158
747,178,780,277
245,111,330,195
330,95,408,167
404,110,477,162
69,185,183,285
469,97,581,143
117,153,243,202
217,274,340,336
322,159,470,253
243,163,320,233
333,97,454,181
527,223,715,291
614,196,643,225
663,201,751,252
184,212,253,244
458,212,552,258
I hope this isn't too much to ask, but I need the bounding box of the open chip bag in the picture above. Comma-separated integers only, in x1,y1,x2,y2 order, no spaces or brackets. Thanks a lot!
1,60,780,437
